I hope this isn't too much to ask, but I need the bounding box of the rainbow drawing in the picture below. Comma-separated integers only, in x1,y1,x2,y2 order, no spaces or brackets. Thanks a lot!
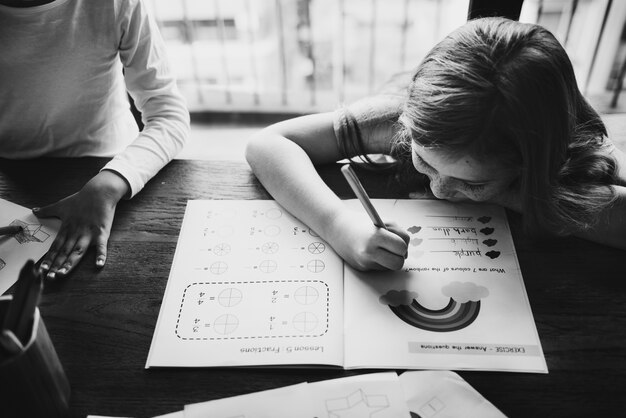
389,297,480,332
380,282,488,332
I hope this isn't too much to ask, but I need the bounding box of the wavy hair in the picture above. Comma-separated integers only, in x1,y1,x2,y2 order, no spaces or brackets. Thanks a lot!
395,17,617,235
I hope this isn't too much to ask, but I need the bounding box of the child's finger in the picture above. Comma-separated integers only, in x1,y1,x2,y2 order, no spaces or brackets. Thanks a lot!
40,229,68,274
32,202,61,219
373,248,406,271
378,229,409,257
46,234,79,279
385,223,411,245
95,234,108,268
56,234,91,277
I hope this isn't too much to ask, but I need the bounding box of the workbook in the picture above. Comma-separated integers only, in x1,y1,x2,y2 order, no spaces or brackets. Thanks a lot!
146,200,547,373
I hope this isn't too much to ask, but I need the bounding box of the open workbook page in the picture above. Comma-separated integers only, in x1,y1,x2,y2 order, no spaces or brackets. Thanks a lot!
147,199,546,373
146,200,345,368
343,199,547,373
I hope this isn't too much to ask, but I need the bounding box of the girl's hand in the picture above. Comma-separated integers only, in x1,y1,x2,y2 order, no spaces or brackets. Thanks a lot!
33,170,129,279
326,210,410,271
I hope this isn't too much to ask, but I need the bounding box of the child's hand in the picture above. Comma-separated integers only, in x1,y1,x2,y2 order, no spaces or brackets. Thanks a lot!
327,210,410,271
33,171,129,279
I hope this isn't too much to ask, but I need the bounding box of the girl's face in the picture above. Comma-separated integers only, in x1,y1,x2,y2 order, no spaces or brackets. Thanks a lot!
411,142,518,202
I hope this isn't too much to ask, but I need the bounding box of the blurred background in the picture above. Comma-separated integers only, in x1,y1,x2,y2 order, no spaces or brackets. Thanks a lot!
144,0,626,159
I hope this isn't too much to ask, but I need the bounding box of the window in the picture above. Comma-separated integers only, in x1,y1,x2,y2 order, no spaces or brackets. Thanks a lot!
150,0,625,112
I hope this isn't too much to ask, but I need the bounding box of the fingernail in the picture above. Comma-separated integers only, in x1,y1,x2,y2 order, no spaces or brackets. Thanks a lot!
96,258,105,267
40,263,50,271
32,207,40,212
57,267,67,275
47,271,56,280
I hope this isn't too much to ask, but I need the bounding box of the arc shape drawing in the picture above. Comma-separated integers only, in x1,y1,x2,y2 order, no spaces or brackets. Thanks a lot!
389,298,480,332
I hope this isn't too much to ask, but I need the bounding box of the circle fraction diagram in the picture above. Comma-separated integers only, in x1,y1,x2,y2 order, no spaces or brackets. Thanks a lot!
213,314,239,335
307,259,325,273
293,312,318,333
294,286,319,305
265,208,283,219
261,241,279,254
213,243,231,256
210,261,228,275
218,288,243,307
258,260,278,273
308,242,326,254
176,281,330,340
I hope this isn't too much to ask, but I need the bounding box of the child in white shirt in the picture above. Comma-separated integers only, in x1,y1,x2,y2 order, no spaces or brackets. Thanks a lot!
0,0,190,277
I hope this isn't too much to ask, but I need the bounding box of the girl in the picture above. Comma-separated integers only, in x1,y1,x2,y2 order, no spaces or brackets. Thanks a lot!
0,0,190,278
246,17,626,271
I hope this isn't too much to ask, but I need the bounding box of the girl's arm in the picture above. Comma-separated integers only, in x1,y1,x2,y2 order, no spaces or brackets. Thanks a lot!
35,0,189,279
245,98,410,271
111,0,190,197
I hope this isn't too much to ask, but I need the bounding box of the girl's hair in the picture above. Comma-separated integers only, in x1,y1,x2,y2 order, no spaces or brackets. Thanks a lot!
395,17,617,235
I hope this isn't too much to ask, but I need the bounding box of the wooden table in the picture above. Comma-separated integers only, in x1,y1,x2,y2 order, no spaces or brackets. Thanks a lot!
1,157,625,418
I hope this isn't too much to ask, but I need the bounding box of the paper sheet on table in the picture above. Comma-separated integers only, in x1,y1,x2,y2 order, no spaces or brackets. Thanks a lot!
0,198,59,294
184,383,312,418
87,411,182,418
399,371,506,418
185,373,411,418
307,372,411,418
87,416,134,418
152,412,184,418
88,371,505,418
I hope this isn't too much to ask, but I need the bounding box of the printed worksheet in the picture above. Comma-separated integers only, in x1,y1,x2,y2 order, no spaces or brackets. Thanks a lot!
88,371,505,417
184,383,313,418
0,198,60,294
147,200,345,367
146,200,547,373
184,373,411,418
306,372,411,418
343,199,547,372
399,370,506,418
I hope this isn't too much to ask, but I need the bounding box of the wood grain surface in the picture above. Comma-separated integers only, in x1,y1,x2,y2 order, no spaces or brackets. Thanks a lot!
1,157,625,418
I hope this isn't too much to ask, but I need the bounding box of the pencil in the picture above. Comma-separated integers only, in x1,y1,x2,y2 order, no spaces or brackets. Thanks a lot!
0,225,23,236
341,164,387,229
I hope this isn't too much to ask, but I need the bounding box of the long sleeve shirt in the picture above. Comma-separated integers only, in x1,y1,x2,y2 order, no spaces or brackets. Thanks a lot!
0,0,190,197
